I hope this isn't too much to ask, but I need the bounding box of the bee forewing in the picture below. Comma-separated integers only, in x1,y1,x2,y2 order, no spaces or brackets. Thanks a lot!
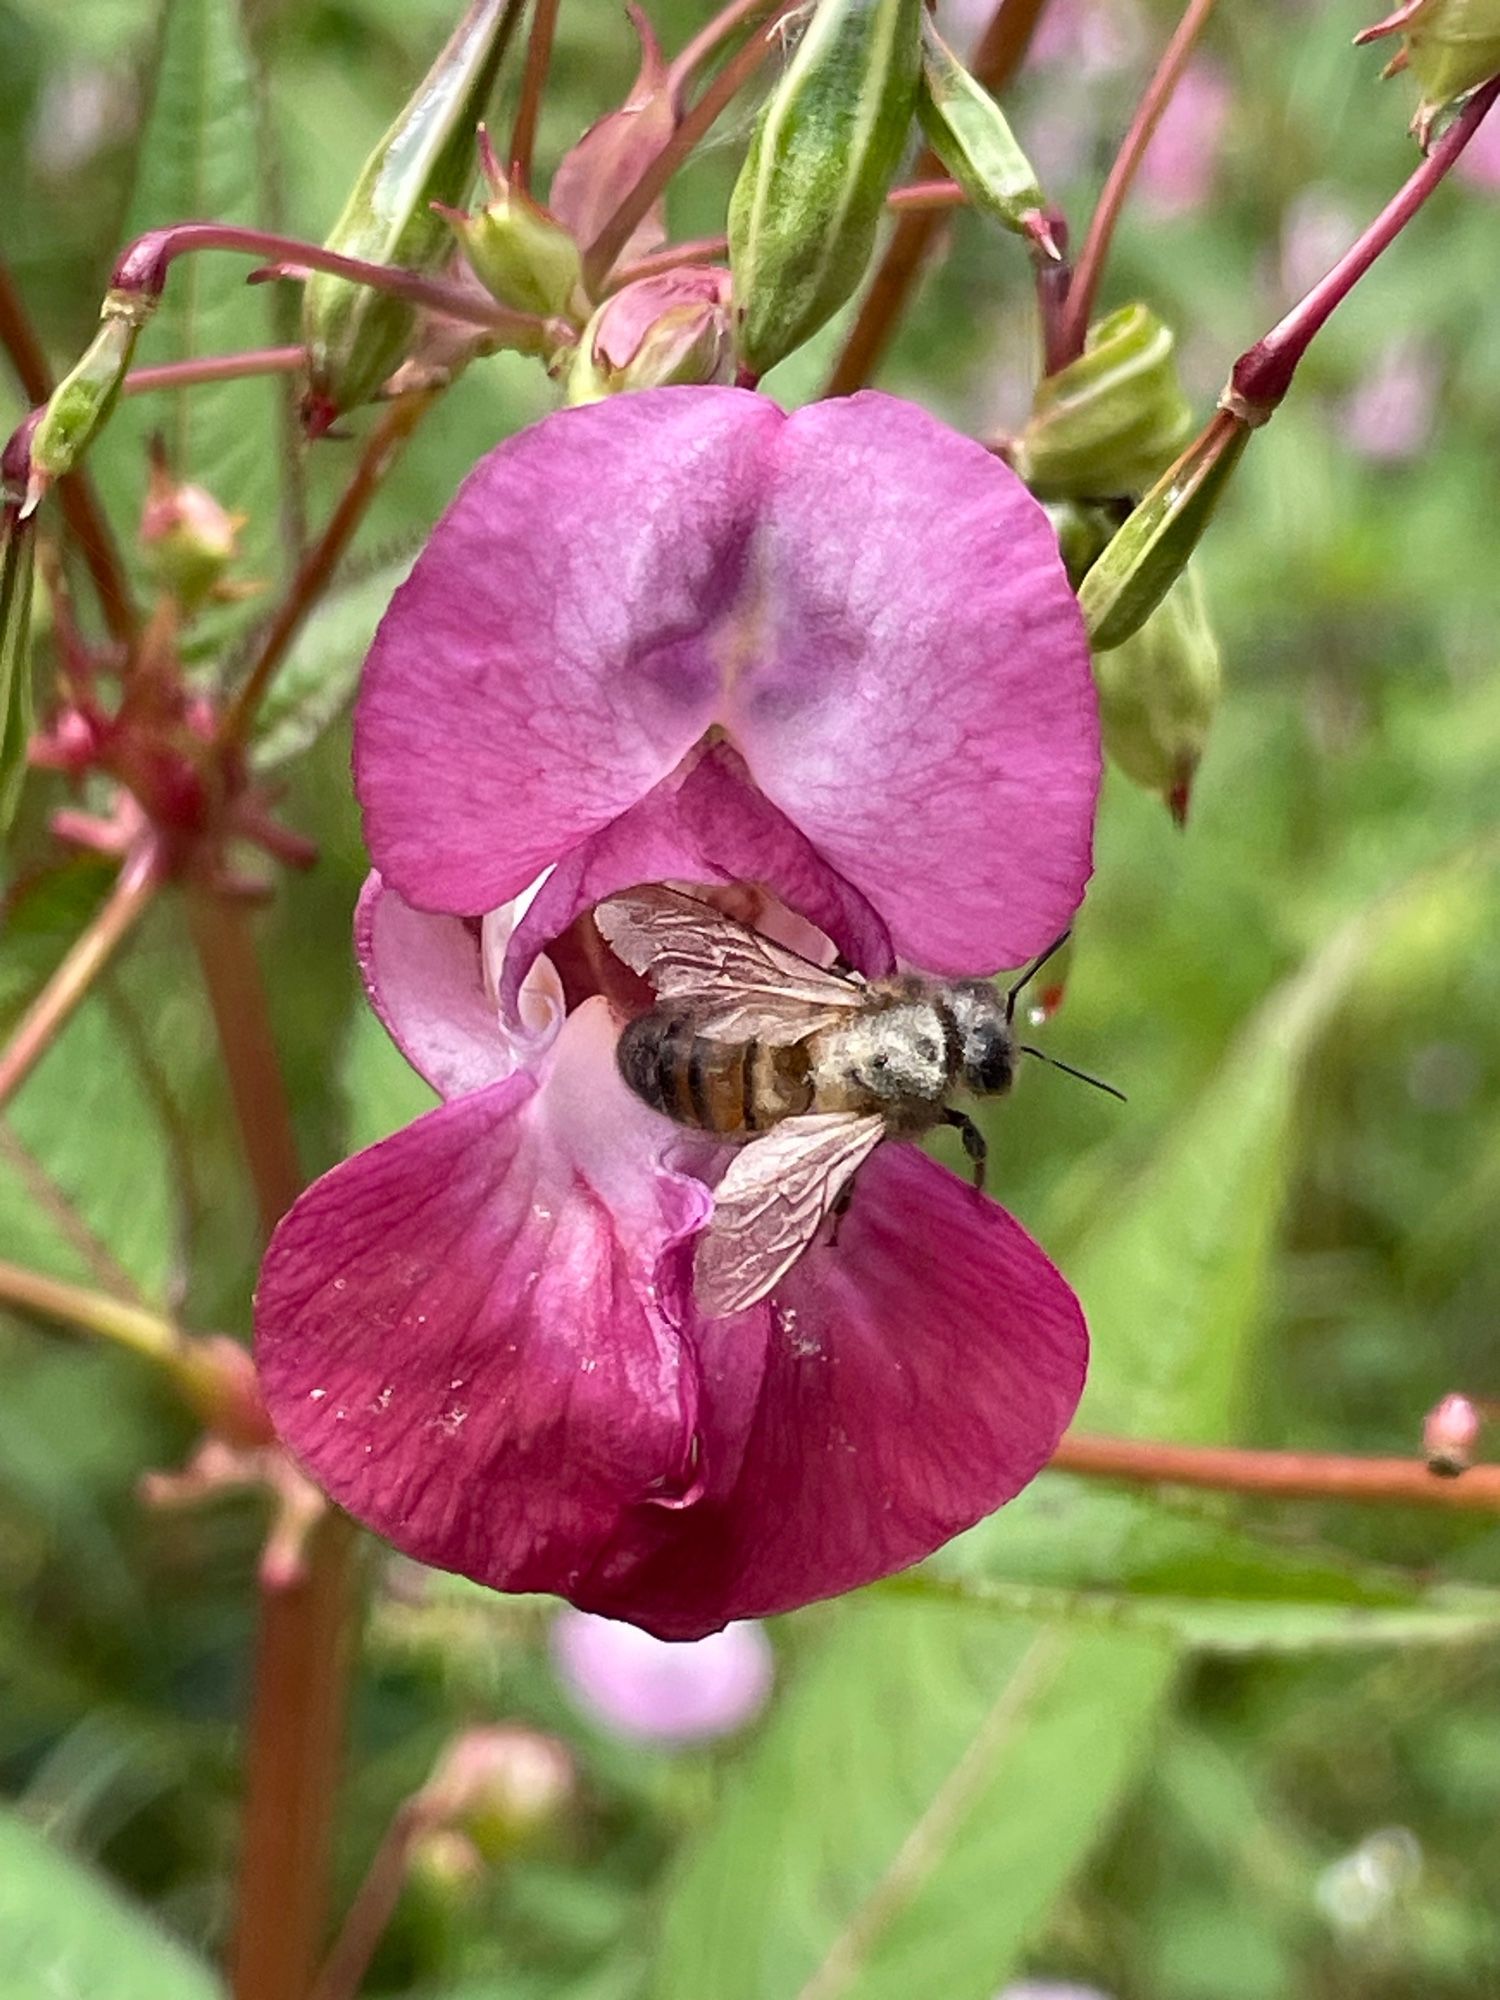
595,885,865,1045
695,1112,888,1317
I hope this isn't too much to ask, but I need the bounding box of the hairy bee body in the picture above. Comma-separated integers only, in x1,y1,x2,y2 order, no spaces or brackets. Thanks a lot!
617,978,1011,1143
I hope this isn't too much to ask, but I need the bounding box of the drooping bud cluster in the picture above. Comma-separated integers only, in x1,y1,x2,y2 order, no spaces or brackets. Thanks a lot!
728,0,922,377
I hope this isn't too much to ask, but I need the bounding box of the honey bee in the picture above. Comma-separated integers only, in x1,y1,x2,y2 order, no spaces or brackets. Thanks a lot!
596,885,1117,1318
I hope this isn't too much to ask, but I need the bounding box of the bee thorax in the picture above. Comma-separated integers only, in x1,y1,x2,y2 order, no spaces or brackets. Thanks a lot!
808,1002,953,1118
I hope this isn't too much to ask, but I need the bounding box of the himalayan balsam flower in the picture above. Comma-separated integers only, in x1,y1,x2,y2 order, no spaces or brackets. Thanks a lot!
552,1608,773,1742
255,387,1100,1640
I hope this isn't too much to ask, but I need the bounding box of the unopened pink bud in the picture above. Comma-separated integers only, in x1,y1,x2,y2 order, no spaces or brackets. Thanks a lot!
1423,1392,1481,1476
567,267,734,404
140,448,244,613
420,1726,574,1857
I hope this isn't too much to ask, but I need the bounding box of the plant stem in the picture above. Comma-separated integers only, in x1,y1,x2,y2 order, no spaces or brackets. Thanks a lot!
0,1256,180,1363
1053,1432,1500,1512
0,255,138,648
111,224,552,339
184,882,358,2000
666,0,777,107
0,841,161,1115
824,0,1054,395
220,387,437,754
1228,74,1500,419
1056,0,1219,365
582,0,803,290
309,1804,423,2000
510,0,561,187
122,346,305,396
608,181,966,287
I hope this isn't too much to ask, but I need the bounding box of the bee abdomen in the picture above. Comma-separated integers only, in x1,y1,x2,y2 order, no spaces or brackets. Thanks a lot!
617,1012,760,1135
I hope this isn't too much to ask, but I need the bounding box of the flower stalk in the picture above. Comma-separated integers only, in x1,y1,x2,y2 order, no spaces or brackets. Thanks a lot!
1053,1431,1500,1512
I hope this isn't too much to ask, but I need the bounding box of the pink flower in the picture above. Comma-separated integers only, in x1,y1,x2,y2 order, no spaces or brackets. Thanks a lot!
1457,107,1500,191
255,387,1099,1640
552,1608,773,1742
1343,339,1439,463
1136,62,1232,218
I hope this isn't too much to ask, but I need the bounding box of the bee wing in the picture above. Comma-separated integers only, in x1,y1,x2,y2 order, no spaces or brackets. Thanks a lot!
595,884,866,1045
695,1112,888,1318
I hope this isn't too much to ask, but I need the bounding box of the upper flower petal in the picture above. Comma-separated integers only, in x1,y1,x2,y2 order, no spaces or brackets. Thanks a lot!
570,1146,1088,1639
356,386,1097,970
254,1002,708,1594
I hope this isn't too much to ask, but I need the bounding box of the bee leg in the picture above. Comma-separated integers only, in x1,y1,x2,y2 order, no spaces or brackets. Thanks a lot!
943,1109,988,1191
826,1179,856,1247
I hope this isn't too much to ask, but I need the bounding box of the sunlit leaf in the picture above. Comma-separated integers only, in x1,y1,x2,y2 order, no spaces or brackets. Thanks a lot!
250,553,412,769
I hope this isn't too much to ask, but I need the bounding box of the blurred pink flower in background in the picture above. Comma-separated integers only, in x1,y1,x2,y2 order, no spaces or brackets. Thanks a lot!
1136,62,1232,216
1456,106,1500,191
1279,187,1361,304
552,1609,773,1743
1343,338,1440,462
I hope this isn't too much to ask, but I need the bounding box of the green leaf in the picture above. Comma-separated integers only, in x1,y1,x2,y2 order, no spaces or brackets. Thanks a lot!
251,553,412,769
0,1806,223,2000
647,897,1426,2000
102,0,286,642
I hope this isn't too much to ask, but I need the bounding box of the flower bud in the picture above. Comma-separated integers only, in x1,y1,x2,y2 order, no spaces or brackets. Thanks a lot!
301,0,521,430
419,1726,574,1860
139,444,246,614
29,294,152,500
438,127,585,320
1077,410,1249,652
1357,0,1500,144
917,17,1059,256
1015,304,1194,502
729,0,923,376
1091,563,1220,822
406,1829,486,1906
1422,1391,1482,1475
566,267,734,402
549,5,675,260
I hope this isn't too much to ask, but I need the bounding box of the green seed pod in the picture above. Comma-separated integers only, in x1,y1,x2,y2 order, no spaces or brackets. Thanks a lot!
1015,303,1195,502
1043,499,1121,591
438,127,585,321
29,293,152,491
0,505,36,837
729,0,923,377
1078,412,1248,651
916,17,1057,255
1092,563,1221,823
1358,0,1500,141
302,0,521,429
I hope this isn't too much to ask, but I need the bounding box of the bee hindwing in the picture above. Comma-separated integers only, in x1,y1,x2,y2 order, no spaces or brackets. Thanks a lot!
595,885,865,1045
695,1112,888,1317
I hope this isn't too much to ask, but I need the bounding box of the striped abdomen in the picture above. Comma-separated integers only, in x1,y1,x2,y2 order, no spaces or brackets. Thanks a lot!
616,1010,814,1136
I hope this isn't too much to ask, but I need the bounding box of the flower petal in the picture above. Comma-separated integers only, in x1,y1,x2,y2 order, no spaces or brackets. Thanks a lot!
722,393,1099,971
255,1002,708,1594
355,387,1096,971
570,1146,1087,1638
356,388,782,913
500,741,894,1023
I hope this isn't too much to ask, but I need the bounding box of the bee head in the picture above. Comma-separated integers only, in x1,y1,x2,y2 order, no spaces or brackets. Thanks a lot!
948,984,1016,1098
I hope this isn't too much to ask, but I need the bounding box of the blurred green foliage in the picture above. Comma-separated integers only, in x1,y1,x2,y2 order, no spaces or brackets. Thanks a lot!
2,1,1500,1997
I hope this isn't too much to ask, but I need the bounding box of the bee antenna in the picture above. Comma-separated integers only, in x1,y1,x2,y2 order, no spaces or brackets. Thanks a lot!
1005,929,1072,1024
1018,1044,1127,1103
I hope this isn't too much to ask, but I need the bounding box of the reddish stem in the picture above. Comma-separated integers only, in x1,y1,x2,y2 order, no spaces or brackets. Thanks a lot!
509,0,561,188
220,387,438,755
122,346,305,396
183,885,358,2000
309,1804,424,2000
1053,1432,1500,1513
665,0,778,107
1056,0,1219,365
0,256,138,648
111,224,548,338
1229,75,1500,419
0,842,161,1115
824,0,1054,396
582,0,803,289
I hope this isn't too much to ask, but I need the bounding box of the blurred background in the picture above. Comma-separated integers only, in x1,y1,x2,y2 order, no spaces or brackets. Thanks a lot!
2,1,1500,1995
